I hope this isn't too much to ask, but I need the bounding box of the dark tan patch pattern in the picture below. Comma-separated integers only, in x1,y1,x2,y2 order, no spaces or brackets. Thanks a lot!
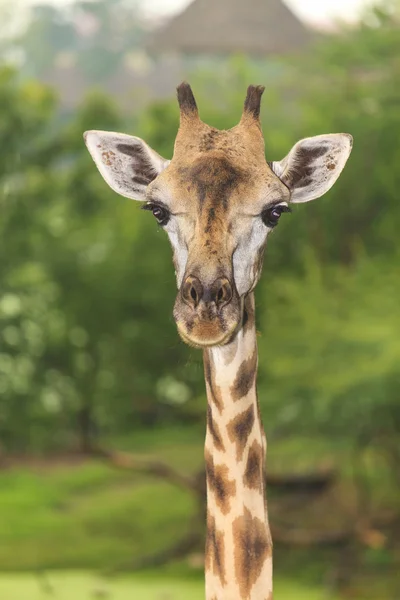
204,207,216,234
232,507,272,599
205,450,236,515
244,440,264,492
187,156,244,211
207,404,225,452
230,348,258,401
227,405,255,461
205,512,226,586
254,395,269,513
204,350,224,412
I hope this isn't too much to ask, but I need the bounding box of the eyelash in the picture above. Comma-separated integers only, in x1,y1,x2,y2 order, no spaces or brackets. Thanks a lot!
261,203,291,228
142,202,170,226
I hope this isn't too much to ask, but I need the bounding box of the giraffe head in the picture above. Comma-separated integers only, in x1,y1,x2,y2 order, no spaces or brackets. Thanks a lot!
84,83,352,348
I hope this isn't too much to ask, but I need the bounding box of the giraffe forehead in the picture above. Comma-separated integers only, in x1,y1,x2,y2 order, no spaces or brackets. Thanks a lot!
161,154,279,217
179,156,248,208
165,124,270,208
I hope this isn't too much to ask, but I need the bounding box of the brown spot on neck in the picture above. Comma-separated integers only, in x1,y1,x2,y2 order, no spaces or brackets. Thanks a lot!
230,348,258,401
205,512,226,586
207,404,225,452
205,450,236,515
244,440,264,492
232,507,272,598
227,405,255,461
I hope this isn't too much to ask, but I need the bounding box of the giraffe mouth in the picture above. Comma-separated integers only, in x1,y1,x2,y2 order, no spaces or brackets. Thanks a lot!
175,321,239,348
173,297,242,348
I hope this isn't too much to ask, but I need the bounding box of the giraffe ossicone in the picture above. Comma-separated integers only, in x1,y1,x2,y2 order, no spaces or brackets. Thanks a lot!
84,82,352,599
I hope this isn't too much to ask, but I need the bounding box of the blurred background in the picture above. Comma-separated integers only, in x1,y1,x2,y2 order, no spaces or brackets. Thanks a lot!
0,0,400,598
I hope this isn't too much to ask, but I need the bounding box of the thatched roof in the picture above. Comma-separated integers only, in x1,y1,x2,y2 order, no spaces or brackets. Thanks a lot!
148,0,312,56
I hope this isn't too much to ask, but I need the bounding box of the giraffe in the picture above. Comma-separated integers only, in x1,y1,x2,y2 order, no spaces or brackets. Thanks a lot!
84,83,352,600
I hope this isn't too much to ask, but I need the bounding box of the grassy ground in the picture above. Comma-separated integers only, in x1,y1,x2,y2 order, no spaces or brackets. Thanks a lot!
0,571,338,600
0,427,207,571
0,426,339,570
0,427,398,598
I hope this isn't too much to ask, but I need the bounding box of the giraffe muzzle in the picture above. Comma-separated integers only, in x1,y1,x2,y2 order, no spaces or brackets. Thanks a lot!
173,275,241,348
181,276,233,310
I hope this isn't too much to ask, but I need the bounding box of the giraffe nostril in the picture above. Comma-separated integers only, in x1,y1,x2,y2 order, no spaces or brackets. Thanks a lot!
182,276,203,308
212,278,233,308
190,286,198,304
181,276,233,310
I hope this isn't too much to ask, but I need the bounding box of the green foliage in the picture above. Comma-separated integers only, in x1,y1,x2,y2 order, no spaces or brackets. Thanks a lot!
257,255,400,449
0,69,201,452
0,462,194,570
270,5,400,267
12,0,144,81
0,429,201,570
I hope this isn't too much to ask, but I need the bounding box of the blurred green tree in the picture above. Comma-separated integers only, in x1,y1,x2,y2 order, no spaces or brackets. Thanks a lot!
0,70,200,452
10,0,145,81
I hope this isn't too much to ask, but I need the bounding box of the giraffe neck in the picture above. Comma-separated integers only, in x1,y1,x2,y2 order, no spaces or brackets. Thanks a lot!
203,293,272,600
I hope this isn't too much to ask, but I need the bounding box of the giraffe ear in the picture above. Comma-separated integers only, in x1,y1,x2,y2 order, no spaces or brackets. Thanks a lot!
271,134,353,203
83,130,170,201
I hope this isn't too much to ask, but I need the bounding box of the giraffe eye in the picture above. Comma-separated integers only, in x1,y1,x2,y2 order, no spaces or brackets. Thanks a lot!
142,203,170,226
262,203,291,228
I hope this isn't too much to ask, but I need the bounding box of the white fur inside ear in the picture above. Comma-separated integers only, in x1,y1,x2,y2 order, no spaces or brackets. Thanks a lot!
83,130,170,201
272,133,353,203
